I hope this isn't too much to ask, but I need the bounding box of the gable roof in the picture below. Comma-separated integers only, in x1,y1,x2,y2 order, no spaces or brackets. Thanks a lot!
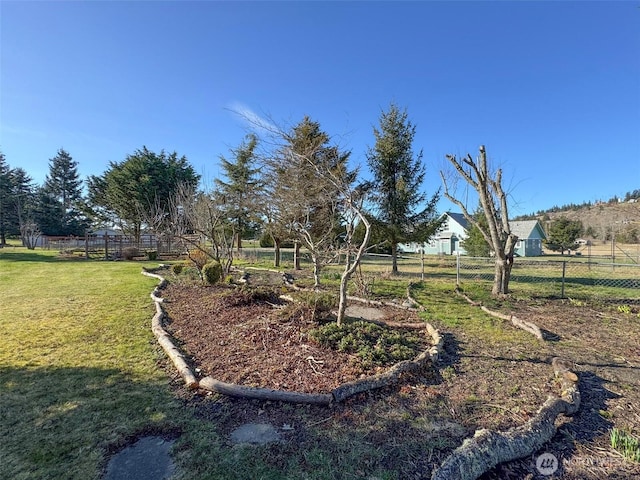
446,212,469,230
444,213,546,240
509,220,547,240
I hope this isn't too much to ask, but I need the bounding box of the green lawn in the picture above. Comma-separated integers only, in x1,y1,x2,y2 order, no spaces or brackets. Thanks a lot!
0,249,192,479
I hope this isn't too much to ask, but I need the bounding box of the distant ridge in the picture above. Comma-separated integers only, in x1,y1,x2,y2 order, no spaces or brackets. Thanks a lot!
514,191,640,244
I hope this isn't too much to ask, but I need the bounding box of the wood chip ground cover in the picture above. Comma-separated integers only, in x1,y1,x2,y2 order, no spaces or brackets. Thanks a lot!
161,275,640,479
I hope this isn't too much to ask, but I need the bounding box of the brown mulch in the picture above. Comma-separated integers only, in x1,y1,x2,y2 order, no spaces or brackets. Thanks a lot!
162,283,429,394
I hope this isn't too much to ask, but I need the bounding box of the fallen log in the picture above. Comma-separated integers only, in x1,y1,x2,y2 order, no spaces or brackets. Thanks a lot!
199,376,332,405
479,306,543,340
332,350,431,403
151,300,199,389
431,357,580,480
143,269,199,389
454,288,543,340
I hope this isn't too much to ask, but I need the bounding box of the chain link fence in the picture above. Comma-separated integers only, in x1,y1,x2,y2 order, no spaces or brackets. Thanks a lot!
455,256,640,301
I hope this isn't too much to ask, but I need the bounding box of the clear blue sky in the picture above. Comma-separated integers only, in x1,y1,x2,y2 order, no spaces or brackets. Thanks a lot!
1,1,639,216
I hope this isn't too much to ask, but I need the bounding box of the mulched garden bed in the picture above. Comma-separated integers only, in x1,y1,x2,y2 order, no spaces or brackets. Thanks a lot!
162,283,430,394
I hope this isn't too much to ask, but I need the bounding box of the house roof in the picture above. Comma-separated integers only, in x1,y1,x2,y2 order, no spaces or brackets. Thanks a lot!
509,220,547,240
446,212,469,229
445,213,546,240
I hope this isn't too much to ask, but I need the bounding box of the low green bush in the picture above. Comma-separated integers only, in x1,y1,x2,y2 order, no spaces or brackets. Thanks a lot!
171,263,185,275
202,261,223,285
310,320,423,368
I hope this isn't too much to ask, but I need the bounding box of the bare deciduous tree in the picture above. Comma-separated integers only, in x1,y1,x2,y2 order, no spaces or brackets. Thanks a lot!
147,183,236,276
441,145,518,296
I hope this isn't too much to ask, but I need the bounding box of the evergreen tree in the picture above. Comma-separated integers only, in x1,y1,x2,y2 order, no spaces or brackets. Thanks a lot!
215,134,262,250
544,217,583,254
10,168,38,248
87,147,200,242
462,206,491,257
43,149,83,210
0,152,12,246
39,149,88,235
366,103,440,274
265,116,354,285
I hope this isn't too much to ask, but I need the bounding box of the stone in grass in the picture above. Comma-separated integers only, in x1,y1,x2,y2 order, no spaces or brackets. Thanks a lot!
104,436,175,480
230,423,281,445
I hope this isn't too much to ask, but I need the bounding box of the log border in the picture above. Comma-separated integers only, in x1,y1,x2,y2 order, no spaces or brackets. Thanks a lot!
454,287,544,340
430,357,580,480
142,267,443,405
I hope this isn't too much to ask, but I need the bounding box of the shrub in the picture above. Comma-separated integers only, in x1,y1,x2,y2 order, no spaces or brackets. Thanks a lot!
309,320,423,369
202,261,223,285
259,233,274,248
259,234,295,248
121,246,140,260
296,291,337,312
146,250,158,261
171,263,185,275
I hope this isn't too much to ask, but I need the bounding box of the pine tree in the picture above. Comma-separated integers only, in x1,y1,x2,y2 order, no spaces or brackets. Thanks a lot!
265,116,354,285
39,149,88,235
215,134,262,250
544,217,583,254
0,152,13,246
366,103,441,274
461,206,491,257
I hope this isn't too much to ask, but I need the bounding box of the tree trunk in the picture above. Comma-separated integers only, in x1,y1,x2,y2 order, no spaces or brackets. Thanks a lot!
391,242,398,275
273,238,281,268
236,232,242,252
312,253,321,288
336,254,351,326
492,256,513,296
294,241,301,270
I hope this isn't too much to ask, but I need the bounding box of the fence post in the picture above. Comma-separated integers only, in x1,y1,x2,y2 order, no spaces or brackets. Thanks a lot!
561,261,567,298
456,252,460,288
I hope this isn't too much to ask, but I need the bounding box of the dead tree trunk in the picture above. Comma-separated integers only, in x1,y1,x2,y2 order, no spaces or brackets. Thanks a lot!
442,145,518,296
431,358,579,480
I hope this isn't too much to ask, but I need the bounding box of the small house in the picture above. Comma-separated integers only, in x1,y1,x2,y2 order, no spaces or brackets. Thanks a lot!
399,212,547,257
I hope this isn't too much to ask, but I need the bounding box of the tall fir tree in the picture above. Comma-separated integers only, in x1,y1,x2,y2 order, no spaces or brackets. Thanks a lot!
366,103,441,274
43,148,83,210
39,148,88,235
215,134,262,250
265,116,354,285
0,152,13,246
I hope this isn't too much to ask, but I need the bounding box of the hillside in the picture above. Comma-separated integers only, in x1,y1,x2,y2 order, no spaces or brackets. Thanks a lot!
516,200,640,245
